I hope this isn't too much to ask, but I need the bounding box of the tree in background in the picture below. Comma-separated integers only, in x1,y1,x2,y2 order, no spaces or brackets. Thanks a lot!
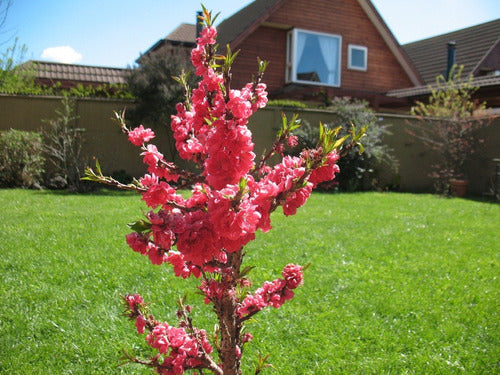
126,53,197,162
408,65,491,195
0,0,37,94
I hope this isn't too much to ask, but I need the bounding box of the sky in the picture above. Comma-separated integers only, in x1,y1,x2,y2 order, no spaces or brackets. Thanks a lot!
2,0,499,68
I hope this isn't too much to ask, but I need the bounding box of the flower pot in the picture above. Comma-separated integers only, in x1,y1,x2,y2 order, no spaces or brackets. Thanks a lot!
450,179,468,197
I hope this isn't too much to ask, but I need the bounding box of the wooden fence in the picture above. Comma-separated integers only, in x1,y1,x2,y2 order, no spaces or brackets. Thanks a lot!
1,94,498,194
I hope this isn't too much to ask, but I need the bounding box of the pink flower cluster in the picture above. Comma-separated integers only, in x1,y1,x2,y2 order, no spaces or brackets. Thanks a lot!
124,16,340,274
146,323,213,375
118,16,347,374
236,264,304,319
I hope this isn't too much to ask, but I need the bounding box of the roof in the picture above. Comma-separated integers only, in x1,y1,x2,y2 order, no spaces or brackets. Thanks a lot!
403,19,500,84
216,0,423,86
142,23,196,56
387,74,500,98
166,23,196,43
22,60,128,85
217,0,284,48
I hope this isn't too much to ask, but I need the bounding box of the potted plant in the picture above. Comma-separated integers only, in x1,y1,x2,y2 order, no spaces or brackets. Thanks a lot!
408,65,491,196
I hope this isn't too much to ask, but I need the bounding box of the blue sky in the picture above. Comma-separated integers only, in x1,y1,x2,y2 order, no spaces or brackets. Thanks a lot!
2,0,499,68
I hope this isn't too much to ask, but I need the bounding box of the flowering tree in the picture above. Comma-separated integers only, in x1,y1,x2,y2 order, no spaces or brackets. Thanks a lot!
408,65,491,194
85,8,364,375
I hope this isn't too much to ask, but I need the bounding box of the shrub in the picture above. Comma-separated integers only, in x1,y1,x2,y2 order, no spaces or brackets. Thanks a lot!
266,99,309,108
295,97,398,190
0,128,45,187
408,65,491,194
41,96,90,192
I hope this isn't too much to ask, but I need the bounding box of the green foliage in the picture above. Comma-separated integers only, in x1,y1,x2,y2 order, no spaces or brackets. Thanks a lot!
0,190,498,374
295,97,398,190
267,99,309,108
0,128,45,187
41,97,90,191
0,38,38,94
409,65,491,194
126,53,195,127
126,52,197,160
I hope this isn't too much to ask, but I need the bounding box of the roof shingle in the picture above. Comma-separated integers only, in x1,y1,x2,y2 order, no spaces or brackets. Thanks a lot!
403,19,500,84
22,60,128,85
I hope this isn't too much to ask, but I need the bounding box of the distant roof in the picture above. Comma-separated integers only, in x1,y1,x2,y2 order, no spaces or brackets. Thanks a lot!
22,60,128,85
387,74,500,98
142,23,197,56
166,23,196,43
403,19,500,84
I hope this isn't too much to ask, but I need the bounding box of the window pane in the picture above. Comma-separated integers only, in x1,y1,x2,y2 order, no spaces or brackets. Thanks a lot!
295,31,340,86
350,48,366,69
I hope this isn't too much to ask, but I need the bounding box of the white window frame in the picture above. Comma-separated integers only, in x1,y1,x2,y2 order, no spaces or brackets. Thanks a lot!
348,44,368,71
286,28,342,87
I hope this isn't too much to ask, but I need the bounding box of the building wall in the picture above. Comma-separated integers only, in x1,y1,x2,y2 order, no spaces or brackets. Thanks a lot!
230,0,414,100
1,94,498,195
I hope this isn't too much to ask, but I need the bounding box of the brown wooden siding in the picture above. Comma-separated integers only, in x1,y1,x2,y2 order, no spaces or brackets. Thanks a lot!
230,0,413,101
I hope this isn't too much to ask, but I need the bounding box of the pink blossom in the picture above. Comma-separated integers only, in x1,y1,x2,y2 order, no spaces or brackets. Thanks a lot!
227,90,252,119
141,144,164,167
147,243,168,265
140,173,159,187
282,264,304,289
125,293,144,310
126,232,149,255
166,251,201,279
236,293,266,318
135,315,146,334
287,135,299,148
175,211,220,266
309,151,340,187
141,182,179,209
282,182,313,216
197,26,217,46
128,125,155,146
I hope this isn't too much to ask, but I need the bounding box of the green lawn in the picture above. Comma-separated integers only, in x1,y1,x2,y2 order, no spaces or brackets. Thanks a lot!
0,190,498,374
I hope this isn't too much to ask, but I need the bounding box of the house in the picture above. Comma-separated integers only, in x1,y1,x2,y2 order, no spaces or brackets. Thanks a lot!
387,19,500,109
145,0,424,110
140,23,196,62
19,60,129,91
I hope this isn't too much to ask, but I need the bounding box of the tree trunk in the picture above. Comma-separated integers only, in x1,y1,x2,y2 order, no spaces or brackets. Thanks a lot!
218,252,243,375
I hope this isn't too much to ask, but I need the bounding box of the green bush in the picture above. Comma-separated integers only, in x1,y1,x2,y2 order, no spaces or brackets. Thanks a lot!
0,129,45,188
267,99,309,108
295,97,398,191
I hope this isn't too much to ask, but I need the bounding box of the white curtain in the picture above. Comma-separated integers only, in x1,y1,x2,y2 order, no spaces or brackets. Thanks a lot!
318,35,338,85
296,31,307,75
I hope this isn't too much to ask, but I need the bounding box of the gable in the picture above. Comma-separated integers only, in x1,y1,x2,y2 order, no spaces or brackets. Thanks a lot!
226,0,421,100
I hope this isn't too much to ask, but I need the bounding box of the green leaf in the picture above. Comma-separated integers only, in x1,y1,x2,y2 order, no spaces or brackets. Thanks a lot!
239,266,255,278
127,219,152,232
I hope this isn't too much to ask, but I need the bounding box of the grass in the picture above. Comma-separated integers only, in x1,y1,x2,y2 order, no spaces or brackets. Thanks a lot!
0,189,498,374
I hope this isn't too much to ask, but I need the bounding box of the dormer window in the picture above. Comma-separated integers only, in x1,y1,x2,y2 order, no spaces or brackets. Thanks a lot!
286,29,342,87
348,44,368,71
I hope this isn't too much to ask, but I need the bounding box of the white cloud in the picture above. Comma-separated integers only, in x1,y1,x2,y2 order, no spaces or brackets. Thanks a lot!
41,46,82,64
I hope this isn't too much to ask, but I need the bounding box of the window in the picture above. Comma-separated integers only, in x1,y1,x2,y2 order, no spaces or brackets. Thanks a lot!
286,29,341,87
348,45,367,71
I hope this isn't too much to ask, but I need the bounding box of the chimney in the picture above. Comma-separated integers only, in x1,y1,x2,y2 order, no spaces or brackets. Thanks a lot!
446,41,456,80
196,11,203,39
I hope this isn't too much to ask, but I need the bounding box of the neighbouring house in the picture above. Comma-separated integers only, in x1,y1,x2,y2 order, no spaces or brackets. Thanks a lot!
19,60,129,91
139,23,196,62
144,0,424,110
387,19,500,110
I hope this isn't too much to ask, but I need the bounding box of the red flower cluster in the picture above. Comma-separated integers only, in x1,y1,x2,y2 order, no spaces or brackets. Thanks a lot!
116,13,348,374
236,264,304,319
146,323,213,375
